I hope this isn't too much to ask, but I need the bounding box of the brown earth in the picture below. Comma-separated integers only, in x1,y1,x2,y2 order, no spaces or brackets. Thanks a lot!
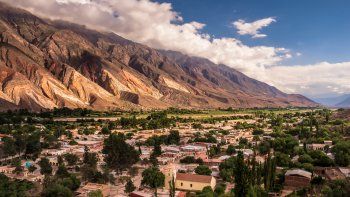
0,2,317,111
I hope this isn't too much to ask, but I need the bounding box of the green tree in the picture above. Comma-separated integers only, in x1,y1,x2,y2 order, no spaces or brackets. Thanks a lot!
39,157,53,175
298,154,313,164
166,130,180,145
0,174,33,196
2,137,16,156
64,153,79,166
332,141,350,167
234,151,250,197
41,184,73,197
309,150,334,167
25,131,42,157
81,146,103,183
103,133,139,174
28,165,37,173
153,141,162,157
263,154,276,191
56,164,69,178
141,167,165,197
275,152,291,167
83,146,98,168
124,179,136,194
195,165,212,176
88,190,103,197
197,186,214,197
101,127,111,135
169,176,175,197
219,157,235,182
12,158,23,174
226,145,236,155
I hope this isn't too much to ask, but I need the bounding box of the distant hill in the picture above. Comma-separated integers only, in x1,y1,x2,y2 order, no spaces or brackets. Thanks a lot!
336,96,350,108
313,94,350,107
0,2,317,111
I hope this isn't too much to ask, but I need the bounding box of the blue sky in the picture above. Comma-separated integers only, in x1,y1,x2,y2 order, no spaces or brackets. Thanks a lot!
4,0,350,97
156,0,350,65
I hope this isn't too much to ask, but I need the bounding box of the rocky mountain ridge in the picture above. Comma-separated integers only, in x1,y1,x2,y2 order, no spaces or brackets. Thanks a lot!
0,2,317,111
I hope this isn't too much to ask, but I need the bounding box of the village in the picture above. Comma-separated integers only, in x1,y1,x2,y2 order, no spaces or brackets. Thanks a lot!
0,108,349,196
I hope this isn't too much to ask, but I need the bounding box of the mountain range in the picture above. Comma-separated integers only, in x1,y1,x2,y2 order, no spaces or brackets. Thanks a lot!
313,94,350,108
0,2,317,111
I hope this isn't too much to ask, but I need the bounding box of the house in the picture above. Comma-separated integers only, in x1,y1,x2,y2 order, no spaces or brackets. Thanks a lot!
203,158,222,167
315,167,347,180
180,145,206,152
175,173,216,191
42,148,69,156
130,191,153,197
0,166,16,174
235,149,254,158
306,144,326,151
0,134,10,141
324,168,346,180
324,141,333,146
339,167,350,178
76,183,110,197
76,140,103,150
284,169,312,189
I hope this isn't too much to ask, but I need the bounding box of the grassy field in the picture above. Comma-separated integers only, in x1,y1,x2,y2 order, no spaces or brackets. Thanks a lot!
53,108,318,121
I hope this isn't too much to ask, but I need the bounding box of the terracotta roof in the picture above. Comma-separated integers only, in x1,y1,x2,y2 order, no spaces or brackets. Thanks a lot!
176,173,213,183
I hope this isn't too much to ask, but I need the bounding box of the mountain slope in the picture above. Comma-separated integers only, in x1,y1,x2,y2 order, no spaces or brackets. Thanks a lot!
313,94,350,107
0,2,317,111
336,96,350,108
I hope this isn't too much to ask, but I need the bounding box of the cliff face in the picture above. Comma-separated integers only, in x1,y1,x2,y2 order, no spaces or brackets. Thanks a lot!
0,2,317,111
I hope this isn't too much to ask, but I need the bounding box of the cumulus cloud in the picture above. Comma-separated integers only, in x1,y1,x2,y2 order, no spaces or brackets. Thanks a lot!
0,0,349,97
233,17,276,38
266,62,350,97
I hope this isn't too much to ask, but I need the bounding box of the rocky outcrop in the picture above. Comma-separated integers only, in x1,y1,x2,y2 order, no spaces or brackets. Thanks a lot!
0,2,317,111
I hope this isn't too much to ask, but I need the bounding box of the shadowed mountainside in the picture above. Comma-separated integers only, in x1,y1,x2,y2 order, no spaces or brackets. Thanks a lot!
0,2,317,111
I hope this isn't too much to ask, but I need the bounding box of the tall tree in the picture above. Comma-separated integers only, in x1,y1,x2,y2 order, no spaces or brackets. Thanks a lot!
234,151,250,197
39,157,53,175
124,179,136,194
103,133,139,174
2,137,16,156
141,167,165,197
169,176,175,197
263,154,276,191
195,165,212,176
166,130,180,145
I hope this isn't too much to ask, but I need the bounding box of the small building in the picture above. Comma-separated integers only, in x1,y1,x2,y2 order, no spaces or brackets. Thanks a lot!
324,168,346,180
306,144,326,151
175,173,216,191
76,183,110,197
76,140,103,149
130,191,153,197
0,166,16,174
339,167,350,178
203,159,222,167
284,169,312,189
180,145,206,152
315,167,347,180
42,148,69,156
324,141,333,146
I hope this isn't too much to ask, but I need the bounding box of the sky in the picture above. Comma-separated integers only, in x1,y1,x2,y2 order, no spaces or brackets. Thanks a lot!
2,0,350,98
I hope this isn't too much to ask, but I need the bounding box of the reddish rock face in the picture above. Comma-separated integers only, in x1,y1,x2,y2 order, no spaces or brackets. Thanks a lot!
0,2,317,111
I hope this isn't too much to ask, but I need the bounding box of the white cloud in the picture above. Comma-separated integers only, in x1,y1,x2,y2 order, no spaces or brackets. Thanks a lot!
0,0,349,97
233,17,276,38
265,62,350,97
